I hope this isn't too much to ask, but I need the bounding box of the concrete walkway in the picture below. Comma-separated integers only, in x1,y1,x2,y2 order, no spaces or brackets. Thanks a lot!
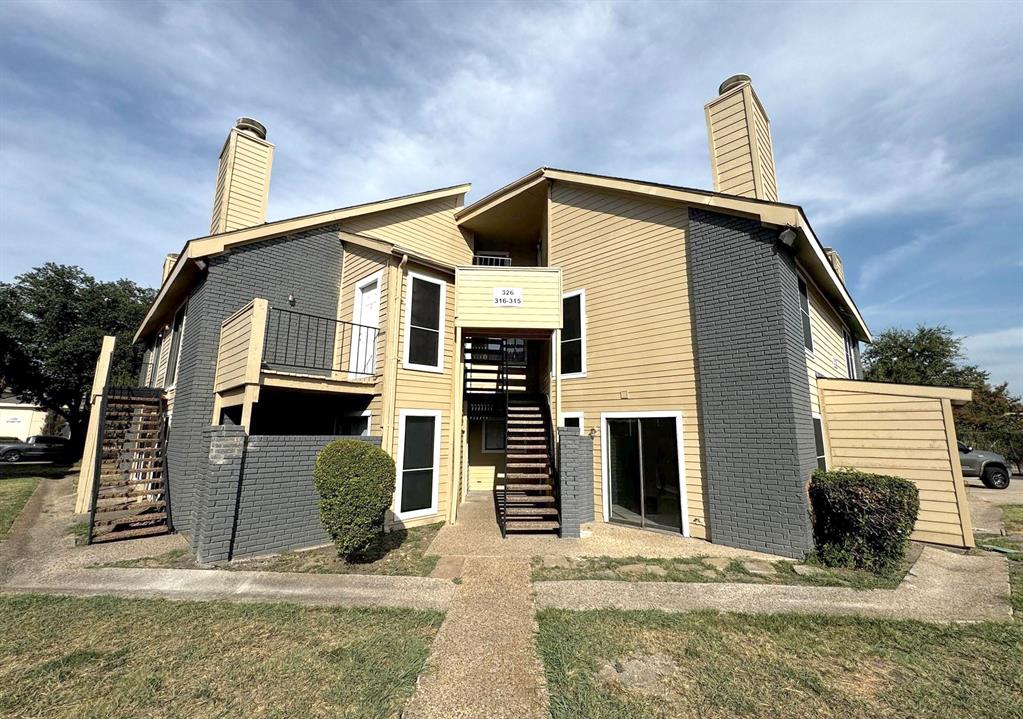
535,546,1012,622
403,557,549,719
1,473,452,611
4,566,454,610
428,492,783,561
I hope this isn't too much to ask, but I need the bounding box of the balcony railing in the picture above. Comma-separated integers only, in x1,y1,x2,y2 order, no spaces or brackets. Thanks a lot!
264,307,379,377
214,299,380,394
472,254,512,267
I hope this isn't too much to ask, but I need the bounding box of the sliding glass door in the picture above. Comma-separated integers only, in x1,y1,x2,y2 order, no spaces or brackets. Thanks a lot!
607,416,683,533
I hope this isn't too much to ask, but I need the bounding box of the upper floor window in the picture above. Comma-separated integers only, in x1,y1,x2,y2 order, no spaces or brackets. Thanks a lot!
149,333,163,387
404,271,446,372
798,278,813,352
843,332,857,379
561,290,586,377
165,305,187,386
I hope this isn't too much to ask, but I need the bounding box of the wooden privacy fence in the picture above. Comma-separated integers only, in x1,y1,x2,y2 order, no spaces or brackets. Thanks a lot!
817,378,974,548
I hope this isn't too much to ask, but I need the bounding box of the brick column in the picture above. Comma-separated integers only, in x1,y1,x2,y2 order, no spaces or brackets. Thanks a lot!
558,428,594,539
193,424,247,565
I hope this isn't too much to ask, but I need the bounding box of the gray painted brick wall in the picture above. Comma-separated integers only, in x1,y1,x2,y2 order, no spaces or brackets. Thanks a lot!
164,227,343,535
193,424,247,564
558,428,594,539
687,208,815,558
233,434,381,558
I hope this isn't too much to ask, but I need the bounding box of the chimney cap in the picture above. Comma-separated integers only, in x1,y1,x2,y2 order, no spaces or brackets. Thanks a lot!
235,117,267,140
718,74,752,95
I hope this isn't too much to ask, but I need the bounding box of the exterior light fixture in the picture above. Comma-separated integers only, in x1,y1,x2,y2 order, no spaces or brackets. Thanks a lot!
778,228,798,249
288,293,296,306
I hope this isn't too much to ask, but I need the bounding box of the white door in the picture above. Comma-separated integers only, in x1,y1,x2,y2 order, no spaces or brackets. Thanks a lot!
350,277,380,377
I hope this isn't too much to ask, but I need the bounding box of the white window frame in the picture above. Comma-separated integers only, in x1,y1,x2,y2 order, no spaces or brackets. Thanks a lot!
335,410,372,437
394,409,441,520
349,270,384,379
559,412,584,435
812,412,828,470
402,270,446,374
482,419,506,454
165,309,187,392
599,410,689,536
843,332,857,379
798,277,814,355
560,289,587,379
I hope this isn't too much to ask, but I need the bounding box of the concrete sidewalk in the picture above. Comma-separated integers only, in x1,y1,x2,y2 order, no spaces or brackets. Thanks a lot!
4,566,454,610
535,547,1013,623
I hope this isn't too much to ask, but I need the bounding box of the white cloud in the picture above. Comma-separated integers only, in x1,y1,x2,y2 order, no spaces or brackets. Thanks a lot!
962,327,1023,392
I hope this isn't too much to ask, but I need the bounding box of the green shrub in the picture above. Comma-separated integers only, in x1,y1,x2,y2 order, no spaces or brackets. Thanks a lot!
809,469,919,574
313,440,396,559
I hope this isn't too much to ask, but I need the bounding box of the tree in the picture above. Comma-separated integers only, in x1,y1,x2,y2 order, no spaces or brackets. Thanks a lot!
0,264,155,454
863,325,1023,472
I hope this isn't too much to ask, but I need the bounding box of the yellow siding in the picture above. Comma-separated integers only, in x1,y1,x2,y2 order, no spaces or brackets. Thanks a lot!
466,420,505,491
819,384,973,547
549,183,707,539
336,243,389,380
805,279,853,413
210,129,274,235
214,303,255,392
388,262,457,528
454,267,563,330
705,83,778,202
345,195,471,268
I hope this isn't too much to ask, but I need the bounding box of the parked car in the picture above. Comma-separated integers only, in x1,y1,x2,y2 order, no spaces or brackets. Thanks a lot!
958,441,1012,489
0,435,71,463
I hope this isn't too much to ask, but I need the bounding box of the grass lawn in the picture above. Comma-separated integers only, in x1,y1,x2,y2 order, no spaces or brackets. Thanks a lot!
0,476,40,541
0,594,442,719
1002,504,1023,534
531,547,918,591
102,522,443,576
537,608,1023,719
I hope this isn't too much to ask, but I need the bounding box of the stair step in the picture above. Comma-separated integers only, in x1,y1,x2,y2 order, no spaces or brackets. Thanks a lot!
507,462,547,468
505,520,560,531
506,453,547,459
506,506,559,516
93,511,167,528
505,483,554,491
94,500,165,516
505,495,555,504
92,524,171,542
506,472,549,479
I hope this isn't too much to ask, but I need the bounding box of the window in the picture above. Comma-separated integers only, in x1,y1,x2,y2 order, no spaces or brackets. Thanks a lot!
483,420,505,453
396,410,441,519
560,412,583,434
798,278,813,352
149,333,163,387
334,412,371,437
165,305,187,386
843,332,857,379
812,415,827,470
403,272,445,372
561,290,586,377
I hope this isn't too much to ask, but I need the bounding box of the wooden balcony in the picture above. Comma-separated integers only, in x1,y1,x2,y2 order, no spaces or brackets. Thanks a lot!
213,299,380,402
454,266,563,330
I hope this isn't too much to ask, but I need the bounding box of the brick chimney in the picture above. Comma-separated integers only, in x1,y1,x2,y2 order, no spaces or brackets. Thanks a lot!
704,75,779,201
209,117,274,235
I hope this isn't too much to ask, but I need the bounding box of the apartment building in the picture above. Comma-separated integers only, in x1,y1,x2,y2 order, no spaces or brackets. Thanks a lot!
83,76,973,560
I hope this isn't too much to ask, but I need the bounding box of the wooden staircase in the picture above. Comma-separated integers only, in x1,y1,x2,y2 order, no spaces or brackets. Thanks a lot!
502,394,560,534
87,387,173,543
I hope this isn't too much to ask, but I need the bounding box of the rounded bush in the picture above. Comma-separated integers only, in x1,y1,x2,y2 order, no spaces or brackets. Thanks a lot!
809,469,920,574
313,440,396,559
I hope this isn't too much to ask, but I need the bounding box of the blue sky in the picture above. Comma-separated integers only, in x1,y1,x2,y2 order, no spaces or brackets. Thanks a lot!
1,0,1021,390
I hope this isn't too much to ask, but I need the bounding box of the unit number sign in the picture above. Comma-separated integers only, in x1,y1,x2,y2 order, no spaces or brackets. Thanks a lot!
493,287,523,306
